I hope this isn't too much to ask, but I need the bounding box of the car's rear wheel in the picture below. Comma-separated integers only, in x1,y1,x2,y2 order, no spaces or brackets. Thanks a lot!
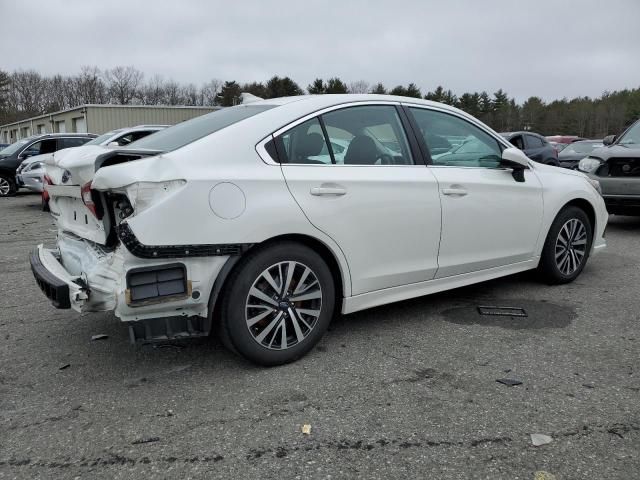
538,206,593,284
219,242,335,366
0,174,16,197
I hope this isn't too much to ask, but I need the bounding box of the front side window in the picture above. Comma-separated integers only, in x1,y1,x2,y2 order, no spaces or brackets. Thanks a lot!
618,120,640,146
508,135,525,150
22,139,57,157
410,108,502,167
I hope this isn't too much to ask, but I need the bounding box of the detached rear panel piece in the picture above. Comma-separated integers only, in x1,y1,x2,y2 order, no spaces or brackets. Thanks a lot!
126,263,189,305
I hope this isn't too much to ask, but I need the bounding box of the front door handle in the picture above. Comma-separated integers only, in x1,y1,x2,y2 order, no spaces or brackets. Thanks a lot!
442,188,468,197
310,186,347,196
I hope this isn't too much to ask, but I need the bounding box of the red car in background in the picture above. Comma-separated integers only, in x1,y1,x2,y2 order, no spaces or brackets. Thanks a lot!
546,135,586,156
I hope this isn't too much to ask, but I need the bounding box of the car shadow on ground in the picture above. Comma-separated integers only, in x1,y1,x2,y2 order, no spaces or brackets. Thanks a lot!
606,214,640,231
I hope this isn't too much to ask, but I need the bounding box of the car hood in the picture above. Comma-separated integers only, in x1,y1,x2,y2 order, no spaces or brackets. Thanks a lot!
17,153,53,172
589,144,640,160
558,152,587,162
532,160,589,179
45,145,111,186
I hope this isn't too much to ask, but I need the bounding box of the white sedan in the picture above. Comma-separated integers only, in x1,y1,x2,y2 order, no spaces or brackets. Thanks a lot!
33,95,607,365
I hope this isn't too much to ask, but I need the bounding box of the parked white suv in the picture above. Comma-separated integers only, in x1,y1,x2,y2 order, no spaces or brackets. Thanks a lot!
32,95,607,365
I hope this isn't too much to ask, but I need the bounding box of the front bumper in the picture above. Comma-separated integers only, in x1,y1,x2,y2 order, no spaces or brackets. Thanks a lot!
16,172,44,192
602,194,640,215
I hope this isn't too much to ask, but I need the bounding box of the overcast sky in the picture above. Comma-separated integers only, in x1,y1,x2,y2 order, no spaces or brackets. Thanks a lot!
2,0,639,102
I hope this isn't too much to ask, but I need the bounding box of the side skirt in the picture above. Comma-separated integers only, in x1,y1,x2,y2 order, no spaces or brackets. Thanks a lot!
341,259,539,315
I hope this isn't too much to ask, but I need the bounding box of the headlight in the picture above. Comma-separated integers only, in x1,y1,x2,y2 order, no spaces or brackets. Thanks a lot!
578,157,602,173
24,161,44,172
586,177,602,195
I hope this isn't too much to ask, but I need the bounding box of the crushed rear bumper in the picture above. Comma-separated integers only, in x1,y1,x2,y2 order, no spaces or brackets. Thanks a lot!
30,245,89,310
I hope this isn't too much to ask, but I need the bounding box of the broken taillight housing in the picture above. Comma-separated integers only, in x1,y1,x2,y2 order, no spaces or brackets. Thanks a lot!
81,181,103,219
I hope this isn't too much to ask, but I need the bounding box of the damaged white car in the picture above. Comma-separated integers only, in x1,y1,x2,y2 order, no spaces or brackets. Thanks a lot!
31,94,608,365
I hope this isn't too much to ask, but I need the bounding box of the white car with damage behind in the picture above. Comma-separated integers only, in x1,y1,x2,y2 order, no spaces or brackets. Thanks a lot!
31,95,607,365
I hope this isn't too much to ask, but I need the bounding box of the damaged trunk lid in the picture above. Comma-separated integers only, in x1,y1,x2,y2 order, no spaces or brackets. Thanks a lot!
45,146,161,245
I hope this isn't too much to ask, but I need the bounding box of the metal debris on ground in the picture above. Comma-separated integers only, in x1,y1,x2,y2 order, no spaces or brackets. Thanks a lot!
534,471,557,480
530,434,553,446
478,306,528,317
132,436,161,445
91,334,109,341
302,424,312,435
496,378,523,386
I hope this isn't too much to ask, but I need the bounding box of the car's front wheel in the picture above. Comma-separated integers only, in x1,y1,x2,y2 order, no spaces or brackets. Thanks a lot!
0,174,16,197
538,206,593,284
219,242,335,366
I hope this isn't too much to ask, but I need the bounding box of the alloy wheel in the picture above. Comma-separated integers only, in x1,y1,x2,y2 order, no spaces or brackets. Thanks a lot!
245,261,322,350
554,218,587,275
0,177,10,196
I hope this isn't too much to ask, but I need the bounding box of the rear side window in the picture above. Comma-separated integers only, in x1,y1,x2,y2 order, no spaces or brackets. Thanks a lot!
275,105,414,165
128,105,276,153
60,137,91,149
526,135,544,148
277,118,331,164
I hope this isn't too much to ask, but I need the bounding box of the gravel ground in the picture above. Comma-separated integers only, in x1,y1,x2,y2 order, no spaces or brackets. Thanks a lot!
1,192,639,479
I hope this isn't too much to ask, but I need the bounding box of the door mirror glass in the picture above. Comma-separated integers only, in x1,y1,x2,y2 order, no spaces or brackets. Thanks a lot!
603,135,616,146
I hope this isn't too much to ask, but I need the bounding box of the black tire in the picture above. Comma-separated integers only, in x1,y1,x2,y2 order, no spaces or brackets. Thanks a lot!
538,206,593,284
219,241,335,366
0,174,17,197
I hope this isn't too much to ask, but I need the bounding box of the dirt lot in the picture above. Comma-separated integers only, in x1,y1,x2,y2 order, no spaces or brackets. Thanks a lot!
1,192,639,479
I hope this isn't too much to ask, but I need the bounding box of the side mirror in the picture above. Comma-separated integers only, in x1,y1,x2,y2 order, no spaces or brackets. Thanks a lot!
107,141,120,148
603,135,616,146
501,147,529,182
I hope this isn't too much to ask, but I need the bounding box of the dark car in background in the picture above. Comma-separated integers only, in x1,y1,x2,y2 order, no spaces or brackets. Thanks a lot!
501,131,559,165
578,119,640,215
558,140,604,169
0,133,96,197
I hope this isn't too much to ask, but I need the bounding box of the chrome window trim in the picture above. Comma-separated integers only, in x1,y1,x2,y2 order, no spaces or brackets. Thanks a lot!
256,101,422,167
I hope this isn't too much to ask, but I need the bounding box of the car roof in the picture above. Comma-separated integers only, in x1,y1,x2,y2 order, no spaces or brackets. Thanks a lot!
26,133,97,139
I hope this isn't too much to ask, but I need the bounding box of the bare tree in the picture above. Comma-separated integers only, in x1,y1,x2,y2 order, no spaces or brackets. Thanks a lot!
181,83,198,106
142,75,167,105
348,80,370,94
10,70,48,115
75,66,107,104
164,80,182,105
103,66,143,104
201,79,223,106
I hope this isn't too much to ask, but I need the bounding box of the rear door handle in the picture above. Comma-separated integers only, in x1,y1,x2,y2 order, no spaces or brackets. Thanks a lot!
310,186,347,196
442,188,468,197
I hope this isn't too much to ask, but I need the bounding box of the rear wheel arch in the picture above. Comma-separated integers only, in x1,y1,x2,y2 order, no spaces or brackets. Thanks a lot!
208,233,347,327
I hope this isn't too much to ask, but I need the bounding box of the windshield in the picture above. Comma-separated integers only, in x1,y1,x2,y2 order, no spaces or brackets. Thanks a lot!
84,130,123,146
127,104,276,153
0,136,37,156
561,142,603,155
618,121,640,145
